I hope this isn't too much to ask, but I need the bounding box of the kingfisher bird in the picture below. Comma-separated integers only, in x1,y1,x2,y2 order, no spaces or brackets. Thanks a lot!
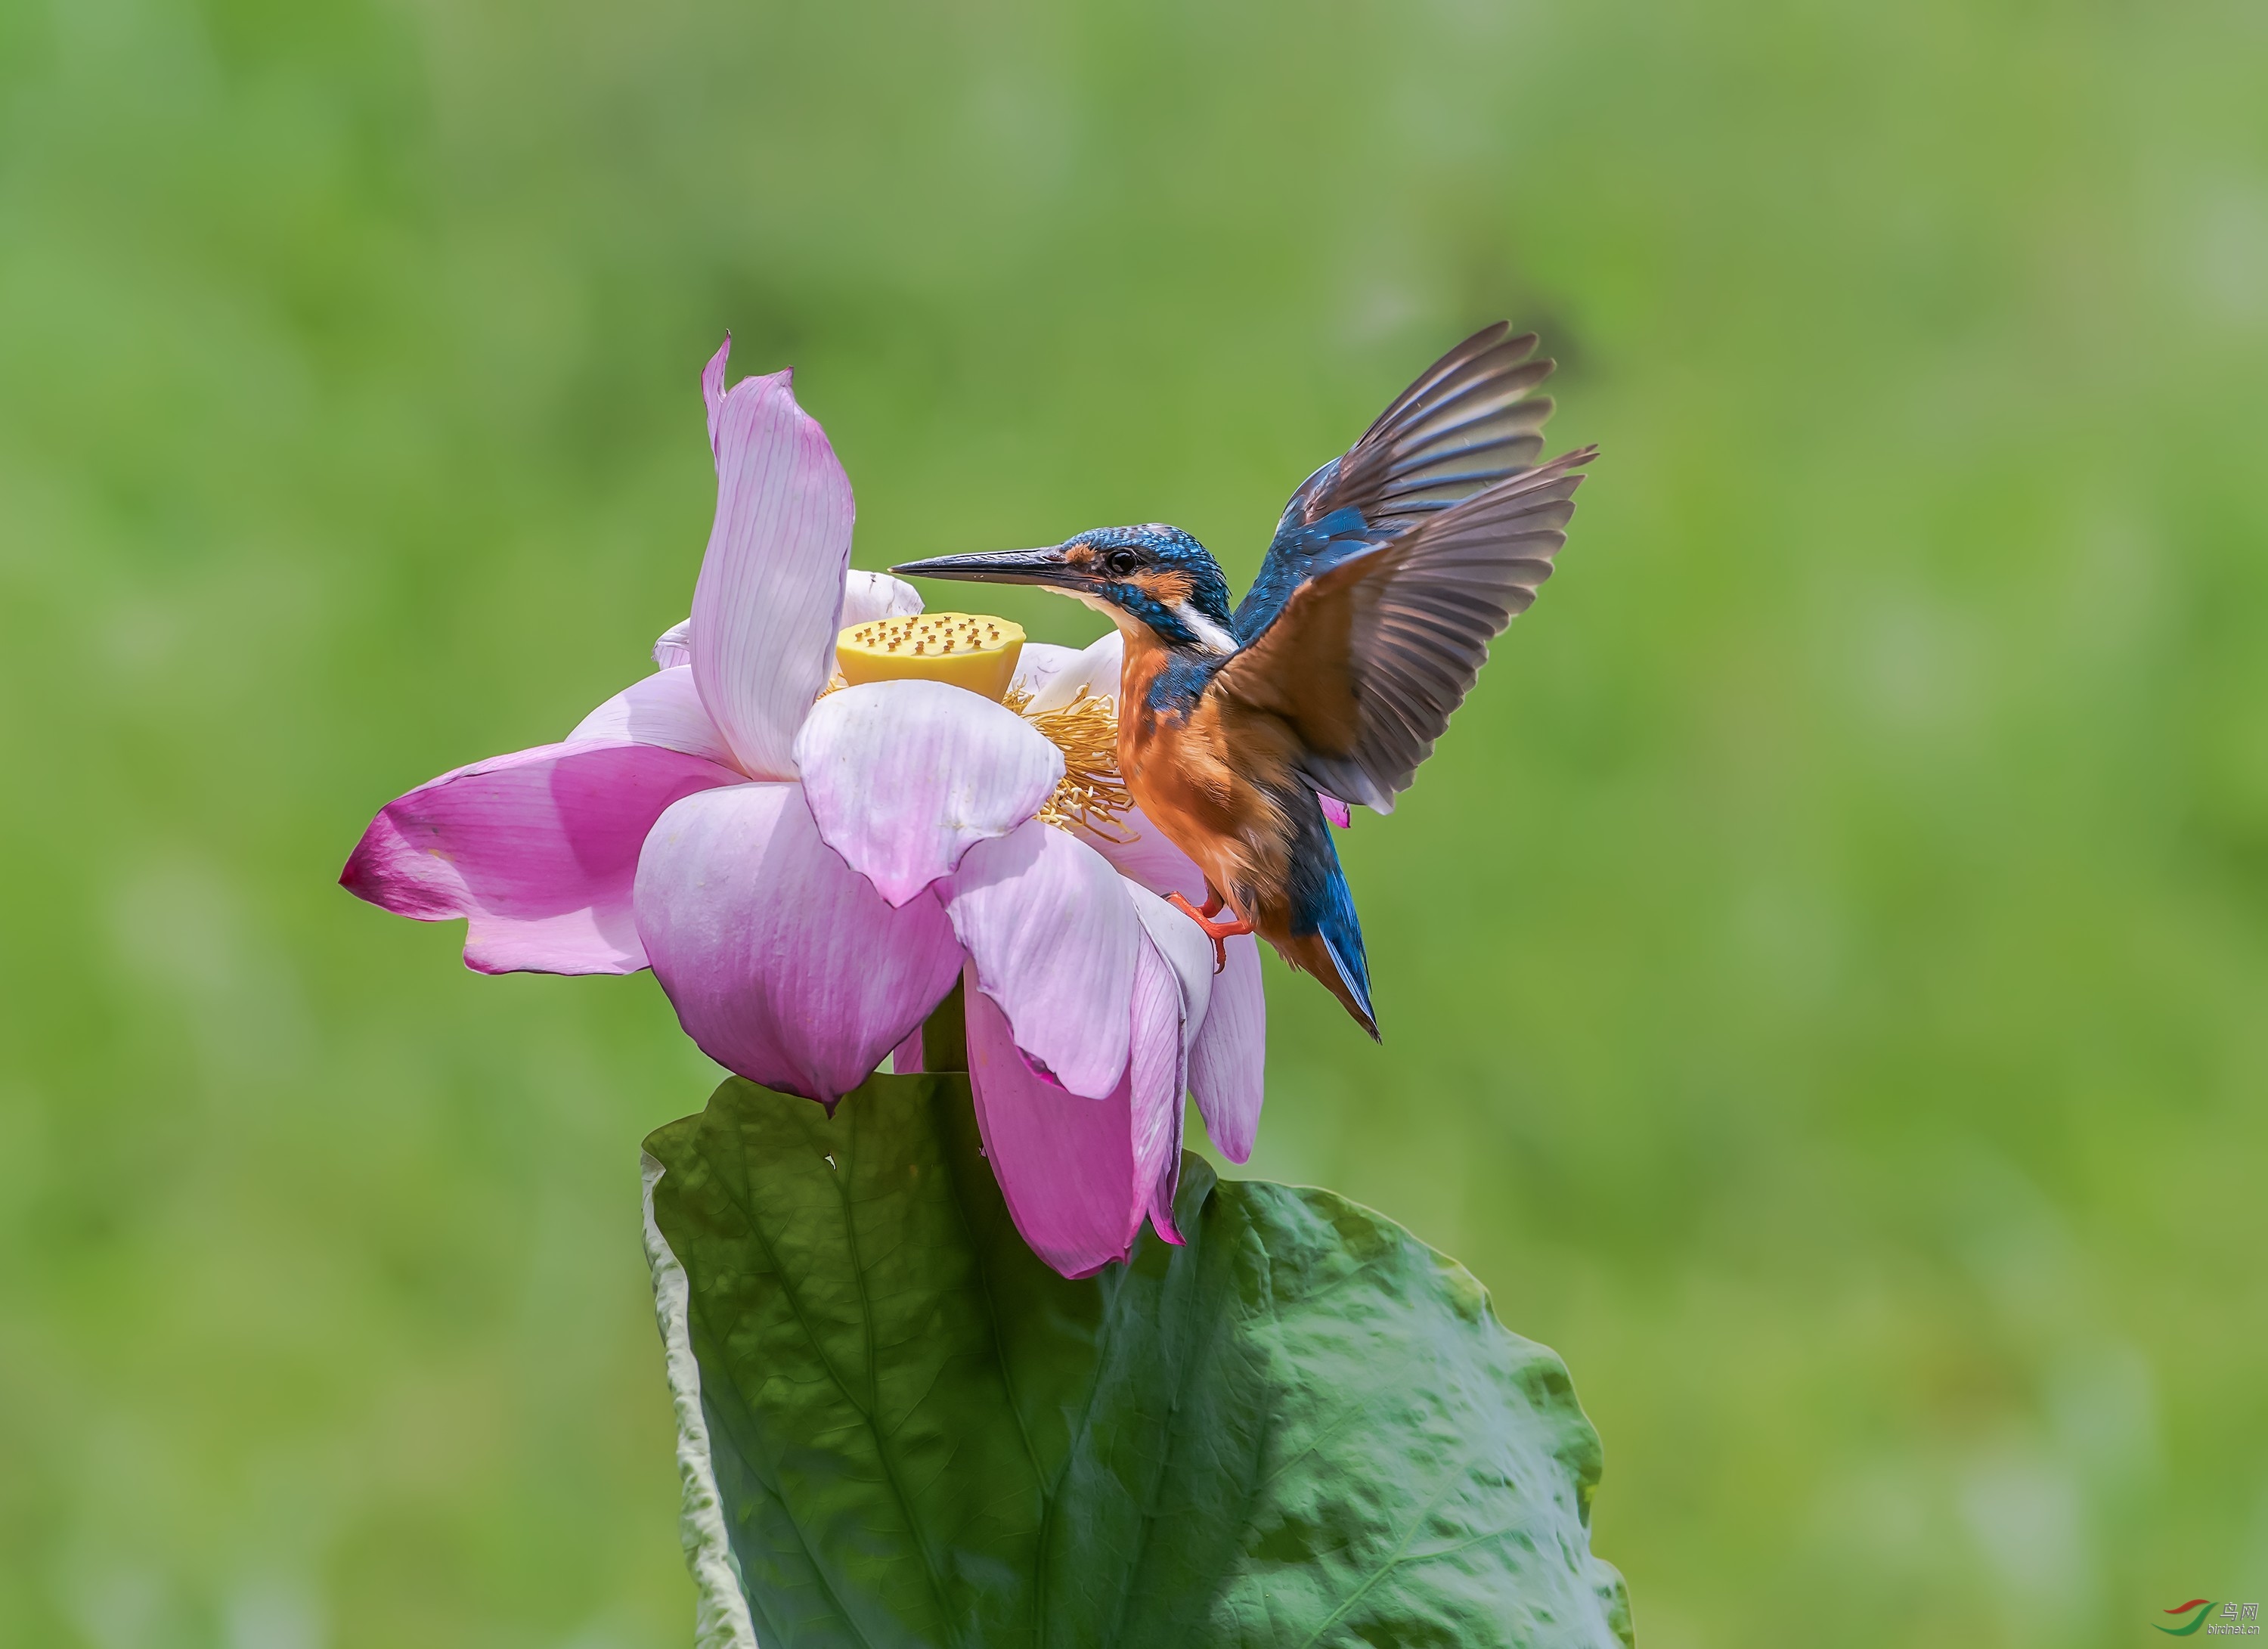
894,323,1594,1039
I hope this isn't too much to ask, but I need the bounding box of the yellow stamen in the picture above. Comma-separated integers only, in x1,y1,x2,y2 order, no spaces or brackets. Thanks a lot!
1003,683,1135,841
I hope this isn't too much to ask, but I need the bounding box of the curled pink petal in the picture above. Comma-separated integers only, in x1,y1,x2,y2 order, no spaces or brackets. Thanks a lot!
569,665,739,770
965,969,1142,1278
1128,936,1188,1248
1189,932,1266,1162
890,1024,925,1075
795,681,1062,907
341,741,742,975
634,783,962,1105
840,569,922,628
1077,803,1208,903
1125,882,1215,1048
652,618,694,670
1027,629,1123,714
1318,792,1352,829
1125,885,1215,1244
690,366,855,781
945,822,1136,1099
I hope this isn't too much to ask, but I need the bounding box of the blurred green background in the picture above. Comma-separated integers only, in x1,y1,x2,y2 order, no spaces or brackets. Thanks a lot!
3,0,2265,1643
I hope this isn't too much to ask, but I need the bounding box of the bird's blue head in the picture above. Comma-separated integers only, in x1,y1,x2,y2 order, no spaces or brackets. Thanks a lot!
894,524,1237,655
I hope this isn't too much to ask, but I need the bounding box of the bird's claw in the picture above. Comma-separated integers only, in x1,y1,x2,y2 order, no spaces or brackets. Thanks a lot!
1167,891,1253,974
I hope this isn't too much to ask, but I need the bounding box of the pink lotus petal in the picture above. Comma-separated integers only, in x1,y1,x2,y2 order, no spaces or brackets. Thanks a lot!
1128,935,1189,1248
1125,885,1217,1244
1318,792,1352,829
341,740,742,975
1008,642,1083,702
795,681,1062,907
840,569,922,628
568,665,738,770
1027,629,1124,714
1077,803,1208,903
701,336,730,460
890,1024,925,1075
945,822,1136,1099
648,566,912,678
1189,932,1266,1162
1125,881,1215,1048
965,969,1142,1278
652,619,694,670
690,365,855,782
634,783,962,1105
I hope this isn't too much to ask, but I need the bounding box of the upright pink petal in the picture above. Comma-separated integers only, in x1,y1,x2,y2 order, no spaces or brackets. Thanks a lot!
945,823,1137,1099
1189,933,1266,1162
795,681,1062,907
1318,792,1352,829
840,569,922,627
965,972,1142,1279
690,367,855,781
569,665,739,770
634,783,962,1106
649,567,913,677
1078,804,1208,903
341,741,742,975
701,336,730,460
1027,629,1124,714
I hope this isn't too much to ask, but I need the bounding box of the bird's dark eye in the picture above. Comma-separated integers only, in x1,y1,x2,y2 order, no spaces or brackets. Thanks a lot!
1103,548,1142,578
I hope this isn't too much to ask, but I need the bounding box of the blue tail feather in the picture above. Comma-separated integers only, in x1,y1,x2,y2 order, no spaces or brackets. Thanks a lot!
1288,807,1376,1034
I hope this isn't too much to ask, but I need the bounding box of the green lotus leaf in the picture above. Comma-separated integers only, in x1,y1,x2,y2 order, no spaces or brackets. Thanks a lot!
643,1073,1631,1649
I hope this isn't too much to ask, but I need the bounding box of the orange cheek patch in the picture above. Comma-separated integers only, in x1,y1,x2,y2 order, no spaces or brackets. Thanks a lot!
1134,569,1192,605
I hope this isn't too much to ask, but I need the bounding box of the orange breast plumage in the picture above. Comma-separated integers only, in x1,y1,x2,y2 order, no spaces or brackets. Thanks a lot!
1117,632,1303,931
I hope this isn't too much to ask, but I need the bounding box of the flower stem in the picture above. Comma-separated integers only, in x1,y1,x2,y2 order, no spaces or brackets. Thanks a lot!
922,977,968,1073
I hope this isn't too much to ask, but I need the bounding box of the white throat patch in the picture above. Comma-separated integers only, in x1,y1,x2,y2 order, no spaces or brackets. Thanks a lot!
1174,603,1238,656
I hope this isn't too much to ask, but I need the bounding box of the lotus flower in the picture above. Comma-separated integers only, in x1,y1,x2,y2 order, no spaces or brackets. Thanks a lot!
342,339,1265,1276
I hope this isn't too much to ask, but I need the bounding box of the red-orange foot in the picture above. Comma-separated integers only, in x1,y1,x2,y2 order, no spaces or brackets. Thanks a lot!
1167,891,1254,974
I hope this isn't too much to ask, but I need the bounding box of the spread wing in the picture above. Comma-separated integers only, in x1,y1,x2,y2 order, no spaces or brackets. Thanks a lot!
1234,322,1561,641
1213,447,1594,814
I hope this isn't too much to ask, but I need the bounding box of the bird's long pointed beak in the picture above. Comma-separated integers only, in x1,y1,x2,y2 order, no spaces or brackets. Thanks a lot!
891,547,1083,591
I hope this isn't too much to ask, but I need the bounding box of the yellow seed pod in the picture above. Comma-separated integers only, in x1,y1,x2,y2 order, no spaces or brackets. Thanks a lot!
836,612,1026,702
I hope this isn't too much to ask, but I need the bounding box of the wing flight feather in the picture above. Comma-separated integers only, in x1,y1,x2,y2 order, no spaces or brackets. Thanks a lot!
1216,446,1594,813
1235,322,1566,643
1280,321,1560,539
